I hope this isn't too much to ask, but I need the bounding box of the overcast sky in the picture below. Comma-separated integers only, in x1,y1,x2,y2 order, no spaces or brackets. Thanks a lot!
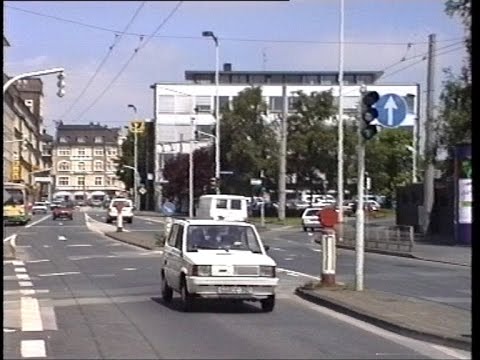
4,1,468,135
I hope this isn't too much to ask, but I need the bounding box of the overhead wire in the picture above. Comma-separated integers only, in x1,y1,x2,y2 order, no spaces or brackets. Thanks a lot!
5,4,467,46
61,1,147,121
72,1,184,122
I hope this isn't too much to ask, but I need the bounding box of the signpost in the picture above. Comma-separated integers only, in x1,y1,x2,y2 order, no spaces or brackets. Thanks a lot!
375,93,408,128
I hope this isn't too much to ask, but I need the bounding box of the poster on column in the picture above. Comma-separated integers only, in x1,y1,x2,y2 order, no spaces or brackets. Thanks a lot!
458,178,472,224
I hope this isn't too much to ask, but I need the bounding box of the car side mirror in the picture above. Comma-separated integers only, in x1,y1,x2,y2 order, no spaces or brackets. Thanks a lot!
264,245,270,252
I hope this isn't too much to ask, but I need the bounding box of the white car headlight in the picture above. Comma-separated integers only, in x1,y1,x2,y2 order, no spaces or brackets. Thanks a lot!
191,265,212,276
259,266,276,277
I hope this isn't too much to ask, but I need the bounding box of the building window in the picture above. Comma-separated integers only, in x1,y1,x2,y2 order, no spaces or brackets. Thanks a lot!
321,75,337,85
195,96,212,112
303,75,319,84
219,74,230,83
24,99,34,112
58,176,69,186
77,148,86,156
58,148,70,156
157,95,175,113
269,96,283,112
284,75,302,83
267,75,284,84
107,161,115,171
249,75,266,84
231,74,247,83
356,74,374,84
77,176,85,186
77,162,86,171
59,136,67,143
57,161,70,171
94,136,103,143
77,136,85,143
106,176,117,186
94,161,103,171
343,74,355,85
94,148,104,156
107,148,117,156
214,96,230,111
95,177,103,186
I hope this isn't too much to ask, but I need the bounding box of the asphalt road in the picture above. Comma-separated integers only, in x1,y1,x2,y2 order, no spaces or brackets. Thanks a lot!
261,228,471,311
3,213,469,359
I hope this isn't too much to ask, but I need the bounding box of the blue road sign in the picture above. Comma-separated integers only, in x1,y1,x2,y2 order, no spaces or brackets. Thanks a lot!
162,201,176,216
375,93,408,128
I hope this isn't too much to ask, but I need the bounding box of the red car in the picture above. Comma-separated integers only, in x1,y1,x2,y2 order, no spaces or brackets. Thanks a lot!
52,202,74,221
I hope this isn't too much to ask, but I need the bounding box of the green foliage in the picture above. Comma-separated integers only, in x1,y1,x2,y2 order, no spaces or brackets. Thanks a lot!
365,128,413,197
220,87,279,194
115,131,146,190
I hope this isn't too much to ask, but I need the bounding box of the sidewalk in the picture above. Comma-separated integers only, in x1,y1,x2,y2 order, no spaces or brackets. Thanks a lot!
296,284,471,351
412,243,471,266
105,230,163,250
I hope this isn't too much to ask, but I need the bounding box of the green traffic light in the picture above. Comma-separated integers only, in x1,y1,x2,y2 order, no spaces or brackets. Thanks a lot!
361,125,377,140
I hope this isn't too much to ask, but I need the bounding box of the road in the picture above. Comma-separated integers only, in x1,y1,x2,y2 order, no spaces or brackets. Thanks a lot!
261,228,471,311
3,210,469,359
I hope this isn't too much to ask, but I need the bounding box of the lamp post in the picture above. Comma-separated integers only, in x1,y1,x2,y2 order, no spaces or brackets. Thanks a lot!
202,30,220,194
122,165,140,207
127,104,139,209
337,0,345,224
189,117,196,218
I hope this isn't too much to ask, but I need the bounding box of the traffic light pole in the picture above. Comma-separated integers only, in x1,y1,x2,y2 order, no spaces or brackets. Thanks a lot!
355,85,367,291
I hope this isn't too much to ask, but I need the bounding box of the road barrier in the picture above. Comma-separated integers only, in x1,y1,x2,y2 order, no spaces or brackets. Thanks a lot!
336,224,414,253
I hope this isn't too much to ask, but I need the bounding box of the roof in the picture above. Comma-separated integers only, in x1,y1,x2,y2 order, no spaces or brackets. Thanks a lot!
172,219,254,227
199,194,248,200
55,122,120,145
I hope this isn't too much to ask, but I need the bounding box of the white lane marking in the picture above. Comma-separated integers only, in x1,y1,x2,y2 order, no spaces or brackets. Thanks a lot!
147,221,153,224
27,259,51,263
16,274,31,280
38,271,81,277
21,340,46,358
43,245,51,248
284,257,294,260
311,248,322,252
271,247,286,252
136,216,165,224
91,274,116,278
58,235,67,241
12,260,24,266
122,267,137,271
17,245,32,248
21,296,43,331
85,213,130,232
431,344,470,359
277,268,320,280
15,267,27,273
66,244,92,247
58,222,63,226
3,234,16,242
19,281,33,287
25,214,51,228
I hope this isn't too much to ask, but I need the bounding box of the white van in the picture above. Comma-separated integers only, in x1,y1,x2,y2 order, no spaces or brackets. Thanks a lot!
196,195,248,222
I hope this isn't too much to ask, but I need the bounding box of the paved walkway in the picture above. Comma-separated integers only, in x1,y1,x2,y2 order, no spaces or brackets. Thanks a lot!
296,285,471,351
412,243,471,266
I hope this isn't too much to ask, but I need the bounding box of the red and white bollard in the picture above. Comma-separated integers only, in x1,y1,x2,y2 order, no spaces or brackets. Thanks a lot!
320,228,336,286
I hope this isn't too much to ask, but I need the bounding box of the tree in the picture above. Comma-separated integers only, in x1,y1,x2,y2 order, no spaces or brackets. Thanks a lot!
220,87,279,194
162,147,214,201
365,128,413,198
115,131,146,190
438,0,471,175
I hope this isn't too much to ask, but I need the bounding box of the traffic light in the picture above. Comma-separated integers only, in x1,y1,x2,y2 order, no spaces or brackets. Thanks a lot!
57,72,66,98
194,130,199,141
361,91,380,140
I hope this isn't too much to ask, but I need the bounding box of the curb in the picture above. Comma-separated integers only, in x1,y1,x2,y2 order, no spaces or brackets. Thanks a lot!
295,287,471,351
336,243,415,259
410,255,470,267
104,232,162,251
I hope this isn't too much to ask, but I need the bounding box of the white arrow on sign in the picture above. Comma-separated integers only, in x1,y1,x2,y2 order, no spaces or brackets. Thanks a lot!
384,96,398,126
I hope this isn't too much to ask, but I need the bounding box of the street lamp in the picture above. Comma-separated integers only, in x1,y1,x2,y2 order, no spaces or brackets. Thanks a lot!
127,104,139,209
202,30,220,194
189,117,196,218
337,0,345,224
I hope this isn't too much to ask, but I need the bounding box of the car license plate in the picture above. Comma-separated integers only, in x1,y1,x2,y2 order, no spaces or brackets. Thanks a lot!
217,286,252,294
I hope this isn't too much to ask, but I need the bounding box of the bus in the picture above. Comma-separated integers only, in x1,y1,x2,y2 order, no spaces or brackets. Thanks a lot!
3,182,32,225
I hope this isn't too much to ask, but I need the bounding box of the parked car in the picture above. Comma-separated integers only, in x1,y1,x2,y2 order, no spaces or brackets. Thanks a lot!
160,219,279,312
351,200,380,213
50,200,63,211
301,207,323,232
106,198,134,223
32,202,48,214
52,202,74,220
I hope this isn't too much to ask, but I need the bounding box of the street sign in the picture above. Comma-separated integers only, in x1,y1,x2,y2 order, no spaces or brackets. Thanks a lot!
138,187,147,195
129,120,145,133
162,201,176,216
375,93,408,128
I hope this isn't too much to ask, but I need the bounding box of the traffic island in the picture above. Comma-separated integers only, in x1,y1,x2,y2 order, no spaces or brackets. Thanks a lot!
295,284,471,351
105,231,164,250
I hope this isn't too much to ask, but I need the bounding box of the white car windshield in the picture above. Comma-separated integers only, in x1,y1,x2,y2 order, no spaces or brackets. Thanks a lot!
187,225,262,253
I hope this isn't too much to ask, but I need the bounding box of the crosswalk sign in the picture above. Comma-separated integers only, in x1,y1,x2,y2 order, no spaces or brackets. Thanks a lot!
129,120,145,134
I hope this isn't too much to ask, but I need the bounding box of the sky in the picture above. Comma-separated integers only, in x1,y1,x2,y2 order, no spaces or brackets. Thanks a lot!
4,0,468,136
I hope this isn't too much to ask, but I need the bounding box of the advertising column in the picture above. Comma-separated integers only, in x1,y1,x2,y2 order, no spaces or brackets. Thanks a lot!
454,143,471,245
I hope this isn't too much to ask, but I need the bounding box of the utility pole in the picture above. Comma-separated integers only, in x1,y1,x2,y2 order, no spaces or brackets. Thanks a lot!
189,117,195,218
422,34,436,235
278,84,288,221
337,0,345,224
355,85,367,291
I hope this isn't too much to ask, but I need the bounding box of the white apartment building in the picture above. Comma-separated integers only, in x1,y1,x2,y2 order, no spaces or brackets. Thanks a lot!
151,66,420,200
51,122,126,203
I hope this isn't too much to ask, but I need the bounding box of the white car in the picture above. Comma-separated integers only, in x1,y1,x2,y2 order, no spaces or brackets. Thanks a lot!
301,207,323,232
160,219,279,312
106,198,134,224
32,202,48,214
